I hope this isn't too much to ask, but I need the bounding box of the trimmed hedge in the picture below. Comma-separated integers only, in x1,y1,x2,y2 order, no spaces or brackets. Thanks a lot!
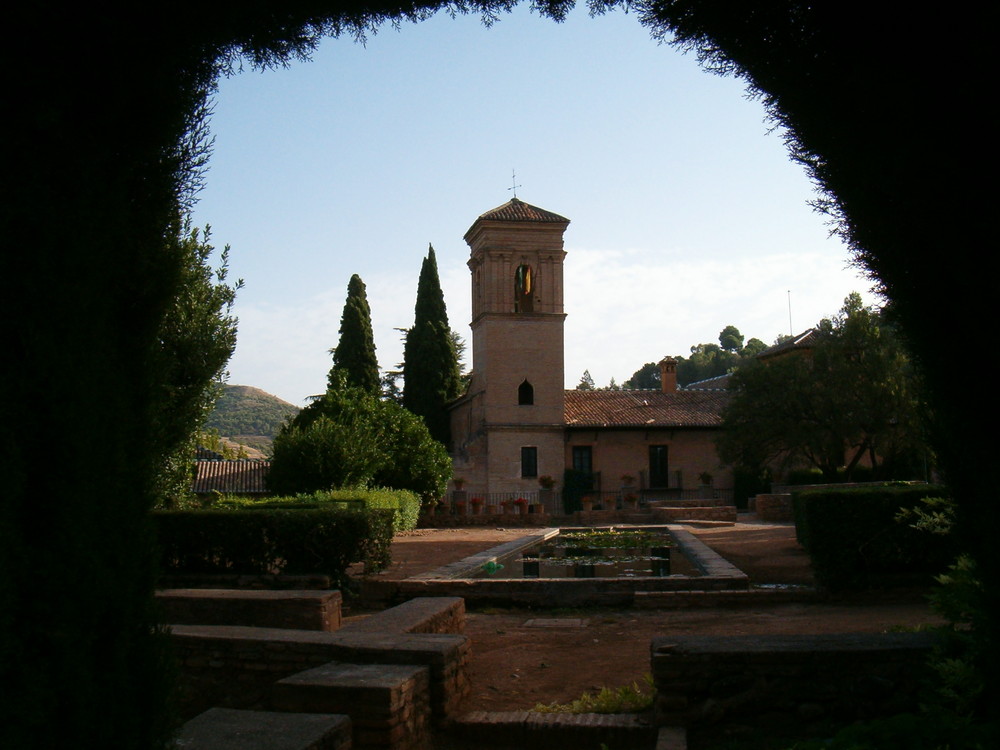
216,487,420,533
792,483,958,591
153,506,395,582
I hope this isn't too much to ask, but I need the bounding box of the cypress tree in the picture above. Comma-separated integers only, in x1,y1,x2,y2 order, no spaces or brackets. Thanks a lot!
403,244,461,446
330,274,380,395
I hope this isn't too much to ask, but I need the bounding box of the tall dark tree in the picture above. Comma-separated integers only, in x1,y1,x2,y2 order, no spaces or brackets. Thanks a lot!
402,245,460,445
329,274,380,395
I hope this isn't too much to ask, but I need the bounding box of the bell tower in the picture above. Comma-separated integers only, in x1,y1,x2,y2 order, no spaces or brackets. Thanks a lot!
450,198,570,496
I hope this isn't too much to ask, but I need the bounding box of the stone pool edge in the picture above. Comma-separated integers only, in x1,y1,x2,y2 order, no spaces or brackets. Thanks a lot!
359,525,761,608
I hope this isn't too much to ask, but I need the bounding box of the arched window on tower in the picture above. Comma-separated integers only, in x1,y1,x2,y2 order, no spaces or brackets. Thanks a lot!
518,379,534,406
514,264,534,313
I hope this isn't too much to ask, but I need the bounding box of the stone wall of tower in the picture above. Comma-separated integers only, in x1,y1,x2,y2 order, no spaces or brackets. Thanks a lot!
450,201,570,497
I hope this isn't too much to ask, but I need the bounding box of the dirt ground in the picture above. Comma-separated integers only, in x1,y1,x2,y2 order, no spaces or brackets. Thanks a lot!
349,521,944,713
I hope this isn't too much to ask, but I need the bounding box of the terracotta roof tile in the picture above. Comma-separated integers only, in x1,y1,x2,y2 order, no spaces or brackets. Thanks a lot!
476,197,569,223
683,373,732,391
192,460,271,495
564,389,728,428
758,328,818,359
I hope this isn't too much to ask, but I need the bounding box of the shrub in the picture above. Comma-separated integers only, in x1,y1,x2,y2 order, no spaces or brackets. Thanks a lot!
220,488,421,533
267,375,450,501
153,505,395,584
792,483,957,591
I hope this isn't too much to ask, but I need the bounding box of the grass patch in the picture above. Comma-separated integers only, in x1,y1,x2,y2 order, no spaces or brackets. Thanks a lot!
533,675,654,714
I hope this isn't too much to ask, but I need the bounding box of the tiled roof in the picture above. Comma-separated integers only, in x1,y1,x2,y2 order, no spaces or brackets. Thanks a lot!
195,446,225,460
683,373,732,391
564,389,728,428
192,459,271,495
476,198,569,223
757,328,818,359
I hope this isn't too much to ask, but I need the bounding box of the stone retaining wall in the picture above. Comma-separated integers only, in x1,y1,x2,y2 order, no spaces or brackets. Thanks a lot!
651,506,738,523
651,633,937,740
171,625,470,723
157,589,342,631
752,493,794,522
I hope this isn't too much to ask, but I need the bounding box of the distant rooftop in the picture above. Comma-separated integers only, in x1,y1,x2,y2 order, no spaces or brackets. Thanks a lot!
757,329,819,360
682,373,732,391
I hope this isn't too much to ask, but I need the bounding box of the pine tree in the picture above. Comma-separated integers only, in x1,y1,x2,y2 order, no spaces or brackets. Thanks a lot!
403,244,461,446
330,274,380,395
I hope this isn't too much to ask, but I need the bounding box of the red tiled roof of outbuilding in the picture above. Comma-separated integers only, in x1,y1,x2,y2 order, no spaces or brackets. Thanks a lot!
192,459,271,495
564,389,728,428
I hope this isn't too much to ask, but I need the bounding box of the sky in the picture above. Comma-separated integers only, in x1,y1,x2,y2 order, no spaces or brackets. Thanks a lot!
191,5,880,407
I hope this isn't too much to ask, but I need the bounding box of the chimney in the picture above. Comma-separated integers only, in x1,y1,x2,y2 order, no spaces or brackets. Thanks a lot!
659,357,677,393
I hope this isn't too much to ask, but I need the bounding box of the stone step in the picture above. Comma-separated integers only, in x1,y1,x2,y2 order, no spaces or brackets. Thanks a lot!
172,707,351,750
272,661,431,750
448,711,665,750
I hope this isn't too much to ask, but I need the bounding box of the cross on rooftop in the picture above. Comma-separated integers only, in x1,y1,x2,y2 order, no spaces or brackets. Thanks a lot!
508,169,521,199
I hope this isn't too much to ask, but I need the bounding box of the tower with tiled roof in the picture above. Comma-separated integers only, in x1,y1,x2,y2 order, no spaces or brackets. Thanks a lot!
450,198,570,495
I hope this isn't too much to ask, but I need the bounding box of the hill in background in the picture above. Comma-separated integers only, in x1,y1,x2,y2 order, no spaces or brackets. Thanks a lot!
206,385,300,455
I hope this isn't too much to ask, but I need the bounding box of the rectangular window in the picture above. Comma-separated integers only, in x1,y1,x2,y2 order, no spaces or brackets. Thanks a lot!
521,446,538,478
649,445,669,489
572,446,593,474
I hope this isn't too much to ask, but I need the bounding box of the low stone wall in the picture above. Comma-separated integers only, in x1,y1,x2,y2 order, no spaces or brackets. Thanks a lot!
651,633,937,741
157,589,342,631
339,597,465,636
419,511,551,528
362,526,749,608
174,707,353,750
171,625,470,724
753,493,794,522
651,505,738,523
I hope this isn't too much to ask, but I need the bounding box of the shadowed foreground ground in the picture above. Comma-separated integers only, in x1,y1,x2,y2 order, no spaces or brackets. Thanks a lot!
350,520,943,713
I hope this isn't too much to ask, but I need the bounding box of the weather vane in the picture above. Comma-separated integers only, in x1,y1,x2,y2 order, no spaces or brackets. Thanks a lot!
508,169,521,199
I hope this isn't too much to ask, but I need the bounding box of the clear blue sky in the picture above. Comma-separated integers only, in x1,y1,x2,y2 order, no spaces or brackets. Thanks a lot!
192,6,878,406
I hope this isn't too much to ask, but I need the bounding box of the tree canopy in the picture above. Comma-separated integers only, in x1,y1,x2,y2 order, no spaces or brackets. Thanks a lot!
717,294,929,482
151,218,241,505
623,362,661,390
269,373,451,500
330,274,380,395
402,245,461,445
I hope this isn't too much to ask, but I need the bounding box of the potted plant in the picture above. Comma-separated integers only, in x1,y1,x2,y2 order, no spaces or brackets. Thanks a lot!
580,495,594,513
453,477,466,490
623,492,639,510
514,497,529,515
501,498,514,514
538,475,555,489
620,473,635,487
470,497,484,515
454,500,467,516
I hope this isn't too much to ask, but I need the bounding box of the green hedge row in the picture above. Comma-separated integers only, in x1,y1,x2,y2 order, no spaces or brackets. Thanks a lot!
216,487,420,534
152,506,395,582
792,483,958,591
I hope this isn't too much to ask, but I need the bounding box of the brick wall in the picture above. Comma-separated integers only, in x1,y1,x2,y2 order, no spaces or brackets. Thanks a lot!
652,633,937,741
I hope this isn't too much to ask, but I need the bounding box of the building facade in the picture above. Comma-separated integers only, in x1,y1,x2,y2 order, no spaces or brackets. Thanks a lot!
448,198,732,505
